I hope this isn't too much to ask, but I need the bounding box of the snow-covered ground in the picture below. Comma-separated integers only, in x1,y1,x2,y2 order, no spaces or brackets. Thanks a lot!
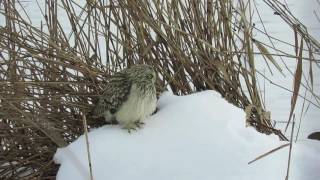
54,91,320,180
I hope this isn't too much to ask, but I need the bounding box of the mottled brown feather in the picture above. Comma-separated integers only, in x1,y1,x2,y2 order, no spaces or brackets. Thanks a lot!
93,71,132,116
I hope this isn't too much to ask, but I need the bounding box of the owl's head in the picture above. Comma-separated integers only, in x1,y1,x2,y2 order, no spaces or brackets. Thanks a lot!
127,64,156,84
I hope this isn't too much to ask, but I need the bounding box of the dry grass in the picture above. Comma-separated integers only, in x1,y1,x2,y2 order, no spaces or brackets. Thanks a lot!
0,0,319,179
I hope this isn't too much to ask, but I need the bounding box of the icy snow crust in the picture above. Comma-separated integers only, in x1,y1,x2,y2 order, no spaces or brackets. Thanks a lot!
54,91,320,180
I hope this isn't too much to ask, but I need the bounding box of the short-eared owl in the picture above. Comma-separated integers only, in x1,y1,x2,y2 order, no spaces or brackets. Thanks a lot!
92,64,157,132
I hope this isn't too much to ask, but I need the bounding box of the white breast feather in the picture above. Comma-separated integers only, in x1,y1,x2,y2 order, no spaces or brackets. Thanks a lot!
115,84,156,127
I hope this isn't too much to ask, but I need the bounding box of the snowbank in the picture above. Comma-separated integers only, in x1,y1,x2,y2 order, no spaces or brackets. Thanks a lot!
54,91,320,180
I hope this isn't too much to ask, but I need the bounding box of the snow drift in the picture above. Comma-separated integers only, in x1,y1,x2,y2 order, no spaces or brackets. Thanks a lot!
54,91,320,180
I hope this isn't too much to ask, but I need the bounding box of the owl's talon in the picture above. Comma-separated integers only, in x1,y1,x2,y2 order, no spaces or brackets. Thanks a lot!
127,129,132,133
122,125,137,133
134,121,145,128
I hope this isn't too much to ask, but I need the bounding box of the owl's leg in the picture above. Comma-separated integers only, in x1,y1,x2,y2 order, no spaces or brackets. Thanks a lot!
122,122,137,133
134,121,145,128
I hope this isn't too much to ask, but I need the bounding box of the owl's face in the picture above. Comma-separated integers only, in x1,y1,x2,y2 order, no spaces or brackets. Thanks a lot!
128,64,156,84
143,67,156,84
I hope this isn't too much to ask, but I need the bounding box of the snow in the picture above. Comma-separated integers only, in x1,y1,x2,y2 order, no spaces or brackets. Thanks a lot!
54,91,320,180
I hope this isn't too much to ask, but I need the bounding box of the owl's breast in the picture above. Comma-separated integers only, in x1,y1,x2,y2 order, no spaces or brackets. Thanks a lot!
115,84,156,125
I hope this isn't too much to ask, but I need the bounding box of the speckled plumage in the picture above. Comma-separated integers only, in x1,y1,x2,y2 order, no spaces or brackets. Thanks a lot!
93,64,157,131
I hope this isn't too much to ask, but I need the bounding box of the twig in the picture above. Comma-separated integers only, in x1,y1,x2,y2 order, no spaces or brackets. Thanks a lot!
248,143,290,164
82,115,94,180
285,115,295,180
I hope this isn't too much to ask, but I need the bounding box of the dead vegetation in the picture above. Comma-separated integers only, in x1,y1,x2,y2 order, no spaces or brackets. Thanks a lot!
0,0,319,179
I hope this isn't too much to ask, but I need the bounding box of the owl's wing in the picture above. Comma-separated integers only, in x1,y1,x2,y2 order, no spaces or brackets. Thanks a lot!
92,72,132,117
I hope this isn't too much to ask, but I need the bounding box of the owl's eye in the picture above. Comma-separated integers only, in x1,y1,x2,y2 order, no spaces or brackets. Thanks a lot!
146,74,153,79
